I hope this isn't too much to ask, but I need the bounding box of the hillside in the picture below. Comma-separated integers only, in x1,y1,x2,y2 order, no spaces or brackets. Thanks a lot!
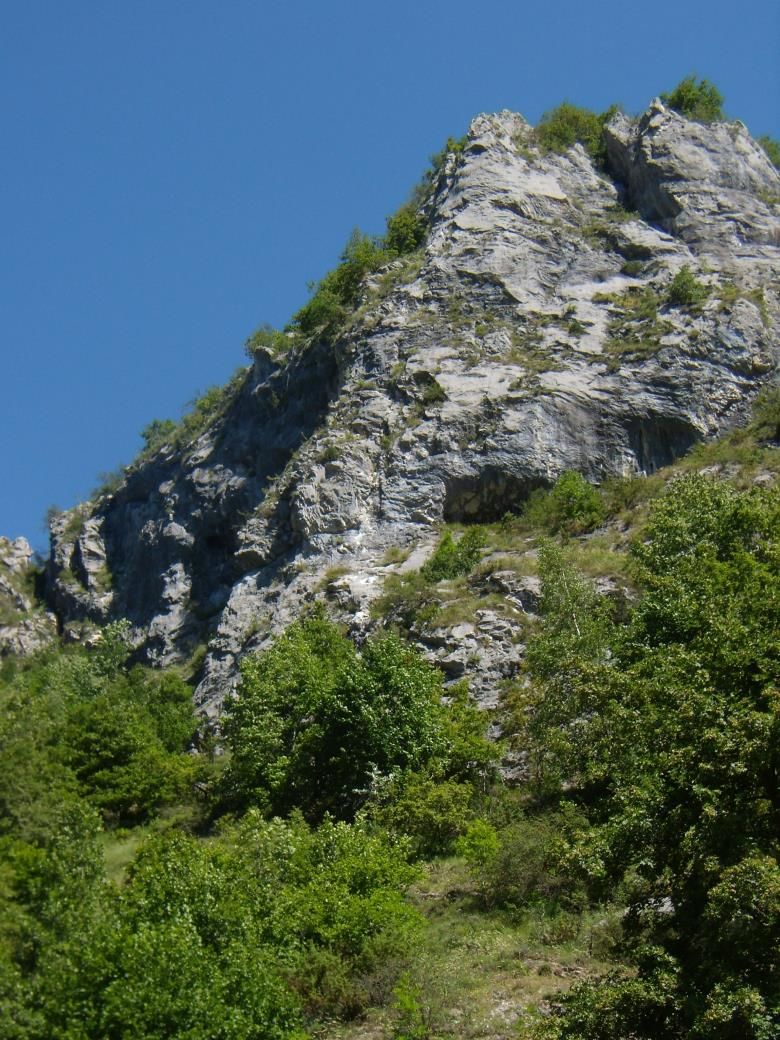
0,81,779,1040
2,398,778,1037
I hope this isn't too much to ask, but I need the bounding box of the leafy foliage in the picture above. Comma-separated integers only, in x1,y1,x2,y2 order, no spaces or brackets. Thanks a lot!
132,368,249,465
523,475,780,1038
459,812,585,910
1,809,419,1036
244,322,293,360
287,135,466,340
667,264,709,308
758,134,780,169
523,471,606,536
0,624,199,836
364,683,499,857
420,528,483,582
661,75,724,122
750,384,780,442
535,102,619,165
291,228,388,336
139,417,177,455
385,205,428,255
407,135,466,208
7,96,780,1036
221,611,491,822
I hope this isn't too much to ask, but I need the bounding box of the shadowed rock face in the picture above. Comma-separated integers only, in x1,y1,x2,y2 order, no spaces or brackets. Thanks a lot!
33,101,779,713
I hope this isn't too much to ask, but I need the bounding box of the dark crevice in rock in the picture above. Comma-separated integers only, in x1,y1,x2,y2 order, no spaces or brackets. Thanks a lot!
625,414,701,474
442,468,546,523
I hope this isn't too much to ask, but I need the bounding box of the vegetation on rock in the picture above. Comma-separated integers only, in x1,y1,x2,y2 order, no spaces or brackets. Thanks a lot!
661,75,725,122
534,101,619,165
4,399,779,1037
758,134,780,169
667,264,710,308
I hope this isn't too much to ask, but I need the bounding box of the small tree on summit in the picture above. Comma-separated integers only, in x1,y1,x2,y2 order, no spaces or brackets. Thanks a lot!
661,75,724,122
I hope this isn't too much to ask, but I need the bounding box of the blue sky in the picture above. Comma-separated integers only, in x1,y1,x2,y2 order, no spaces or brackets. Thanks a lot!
2,0,778,549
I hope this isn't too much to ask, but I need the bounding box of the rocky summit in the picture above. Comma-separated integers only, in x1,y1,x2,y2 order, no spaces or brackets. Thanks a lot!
10,98,779,714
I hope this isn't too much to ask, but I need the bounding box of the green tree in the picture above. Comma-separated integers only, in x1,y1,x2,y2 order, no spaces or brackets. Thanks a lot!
221,612,452,819
661,76,724,122
523,471,606,536
61,691,194,822
526,476,780,1038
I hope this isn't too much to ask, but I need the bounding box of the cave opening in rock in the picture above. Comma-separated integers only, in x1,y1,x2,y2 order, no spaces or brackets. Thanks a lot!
442,468,547,523
626,415,700,474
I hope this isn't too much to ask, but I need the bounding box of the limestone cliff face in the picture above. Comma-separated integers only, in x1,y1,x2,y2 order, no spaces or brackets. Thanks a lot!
0,537,57,656
36,101,780,712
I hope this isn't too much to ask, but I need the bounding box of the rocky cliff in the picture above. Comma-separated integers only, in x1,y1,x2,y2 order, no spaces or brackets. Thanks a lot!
12,99,778,713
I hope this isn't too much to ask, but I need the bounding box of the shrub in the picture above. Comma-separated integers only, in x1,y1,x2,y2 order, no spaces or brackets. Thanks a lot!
420,528,483,582
61,674,197,823
600,473,652,515
523,471,606,535
620,260,644,277
535,102,618,165
140,418,177,454
408,135,467,209
290,228,387,336
750,385,780,442
9,813,419,1038
456,818,500,872
368,772,476,857
290,281,348,336
91,466,126,499
244,323,293,360
667,265,709,308
178,370,247,443
758,135,780,169
385,205,427,255
391,973,429,1040
661,75,724,122
459,815,581,909
372,570,440,629
287,136,465,342
221,613,451,820
418,375,447,406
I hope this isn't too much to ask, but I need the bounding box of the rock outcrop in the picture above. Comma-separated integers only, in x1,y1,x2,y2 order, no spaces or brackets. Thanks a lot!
0,537,57,656
20,100,779,712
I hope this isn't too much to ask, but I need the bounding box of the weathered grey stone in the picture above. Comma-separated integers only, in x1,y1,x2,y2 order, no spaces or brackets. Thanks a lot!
0,536,57,655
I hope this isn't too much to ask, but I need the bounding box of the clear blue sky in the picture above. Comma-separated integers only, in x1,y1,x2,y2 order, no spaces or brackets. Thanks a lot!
2,0,778,549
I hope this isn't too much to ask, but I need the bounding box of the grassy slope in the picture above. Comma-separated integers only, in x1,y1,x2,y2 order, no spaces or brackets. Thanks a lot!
330,858,623,1040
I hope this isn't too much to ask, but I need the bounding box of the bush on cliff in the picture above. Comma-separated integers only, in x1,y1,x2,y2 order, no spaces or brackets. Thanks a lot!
220,610,494,822
661,75,724,122
535,102,619,164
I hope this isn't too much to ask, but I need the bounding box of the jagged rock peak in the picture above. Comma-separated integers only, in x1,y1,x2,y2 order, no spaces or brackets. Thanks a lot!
23,99,780,713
